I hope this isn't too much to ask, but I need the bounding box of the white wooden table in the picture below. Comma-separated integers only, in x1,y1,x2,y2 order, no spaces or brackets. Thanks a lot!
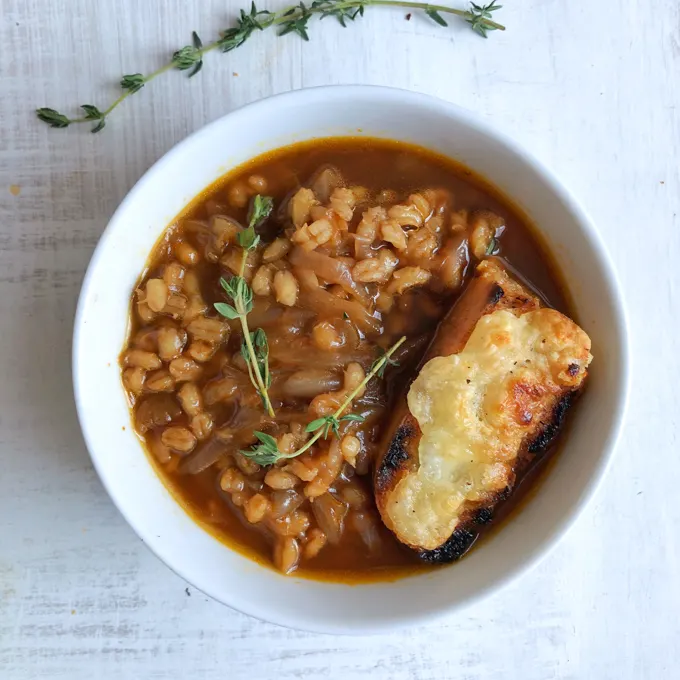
1,0,677,677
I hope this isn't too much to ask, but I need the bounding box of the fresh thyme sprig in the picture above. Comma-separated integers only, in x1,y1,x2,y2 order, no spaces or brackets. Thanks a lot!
241,335,407,465
214,194,276,417
36,1,505,133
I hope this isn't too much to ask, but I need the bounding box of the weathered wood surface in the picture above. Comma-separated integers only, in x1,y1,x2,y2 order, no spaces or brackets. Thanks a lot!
1,0,678,677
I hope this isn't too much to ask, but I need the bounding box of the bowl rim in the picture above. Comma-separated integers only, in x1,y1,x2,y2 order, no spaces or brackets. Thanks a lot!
73,84,630,634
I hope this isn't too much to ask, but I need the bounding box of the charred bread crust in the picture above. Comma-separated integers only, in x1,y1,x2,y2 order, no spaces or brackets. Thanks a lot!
528,392,574,454
413,388,583,564
417,528,478,564
488,283,505,305
374,421,418,493
374,260,591,562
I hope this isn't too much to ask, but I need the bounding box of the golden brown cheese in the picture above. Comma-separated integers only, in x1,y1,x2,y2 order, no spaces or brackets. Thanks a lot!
384,307,592,551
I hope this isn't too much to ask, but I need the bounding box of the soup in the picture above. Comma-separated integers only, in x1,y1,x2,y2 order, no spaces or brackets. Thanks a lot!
119,138,572,581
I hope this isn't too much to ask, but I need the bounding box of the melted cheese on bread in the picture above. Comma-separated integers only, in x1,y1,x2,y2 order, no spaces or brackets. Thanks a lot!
385,307,592,550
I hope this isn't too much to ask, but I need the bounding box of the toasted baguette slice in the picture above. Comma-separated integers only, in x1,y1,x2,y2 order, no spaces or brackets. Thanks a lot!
374,260,592,562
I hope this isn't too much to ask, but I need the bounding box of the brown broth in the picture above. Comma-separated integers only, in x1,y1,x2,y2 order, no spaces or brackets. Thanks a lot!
122,137,571,582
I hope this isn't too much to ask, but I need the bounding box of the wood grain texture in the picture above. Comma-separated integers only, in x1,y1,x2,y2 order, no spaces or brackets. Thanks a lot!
0,0,678,677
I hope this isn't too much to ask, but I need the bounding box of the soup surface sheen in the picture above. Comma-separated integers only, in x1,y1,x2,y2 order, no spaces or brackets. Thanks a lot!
120,138,567,582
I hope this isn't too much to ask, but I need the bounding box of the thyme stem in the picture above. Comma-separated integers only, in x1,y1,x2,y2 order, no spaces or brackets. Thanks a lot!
239,311,276,417
214,194,276,417
241,335,407,465
36,1,504,132
282,335,406,458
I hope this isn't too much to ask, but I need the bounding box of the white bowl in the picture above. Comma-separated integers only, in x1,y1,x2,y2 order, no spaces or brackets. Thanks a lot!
73,86,629,634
